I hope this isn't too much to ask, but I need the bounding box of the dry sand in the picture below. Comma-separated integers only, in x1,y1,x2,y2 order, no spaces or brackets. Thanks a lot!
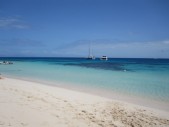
0,77,169,127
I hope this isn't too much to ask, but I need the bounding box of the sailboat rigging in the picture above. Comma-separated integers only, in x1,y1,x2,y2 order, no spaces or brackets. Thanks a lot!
87,42,95,60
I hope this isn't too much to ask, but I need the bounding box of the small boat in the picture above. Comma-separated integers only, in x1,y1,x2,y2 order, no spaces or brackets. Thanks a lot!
100,56,108,60
0,61,13,65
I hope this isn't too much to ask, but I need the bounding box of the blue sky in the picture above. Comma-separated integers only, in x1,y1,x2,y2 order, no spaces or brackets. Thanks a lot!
0,0,169,58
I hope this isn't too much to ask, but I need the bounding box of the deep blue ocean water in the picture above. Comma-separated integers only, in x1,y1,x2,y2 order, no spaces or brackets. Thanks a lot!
0,57,169,103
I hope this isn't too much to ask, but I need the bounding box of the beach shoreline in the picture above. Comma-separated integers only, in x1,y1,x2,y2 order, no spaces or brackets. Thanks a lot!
0,76,169,127
3,74,169,112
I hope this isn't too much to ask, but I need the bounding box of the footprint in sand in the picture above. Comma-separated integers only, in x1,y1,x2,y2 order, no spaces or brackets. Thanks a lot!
0,121,5,125
21,123,28,126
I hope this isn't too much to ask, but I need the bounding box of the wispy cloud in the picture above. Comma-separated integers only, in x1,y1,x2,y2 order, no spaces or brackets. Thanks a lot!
0,38,46,57
0,38,44,47
54,39,169,58
1,38,169,58
163,40,169,44
0,17,29,29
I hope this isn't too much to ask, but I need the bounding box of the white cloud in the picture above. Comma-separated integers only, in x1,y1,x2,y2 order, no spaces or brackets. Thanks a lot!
0,17,29,29
56,39,169,58
163,40,169,44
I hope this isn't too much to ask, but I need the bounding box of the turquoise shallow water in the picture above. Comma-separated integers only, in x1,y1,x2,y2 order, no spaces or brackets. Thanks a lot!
0,57,169,103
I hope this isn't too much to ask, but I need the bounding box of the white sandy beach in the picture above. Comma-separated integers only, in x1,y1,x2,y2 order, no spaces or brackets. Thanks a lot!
0,77,169,127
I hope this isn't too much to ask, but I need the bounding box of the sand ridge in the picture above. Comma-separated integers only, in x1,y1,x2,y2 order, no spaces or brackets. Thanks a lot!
0,77,169,127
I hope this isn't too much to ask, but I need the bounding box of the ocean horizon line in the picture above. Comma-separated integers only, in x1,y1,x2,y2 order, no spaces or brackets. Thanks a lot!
0,56,169,59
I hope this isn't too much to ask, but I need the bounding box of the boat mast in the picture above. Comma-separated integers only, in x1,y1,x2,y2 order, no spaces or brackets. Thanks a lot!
87,41,95,59
89,42,91,57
